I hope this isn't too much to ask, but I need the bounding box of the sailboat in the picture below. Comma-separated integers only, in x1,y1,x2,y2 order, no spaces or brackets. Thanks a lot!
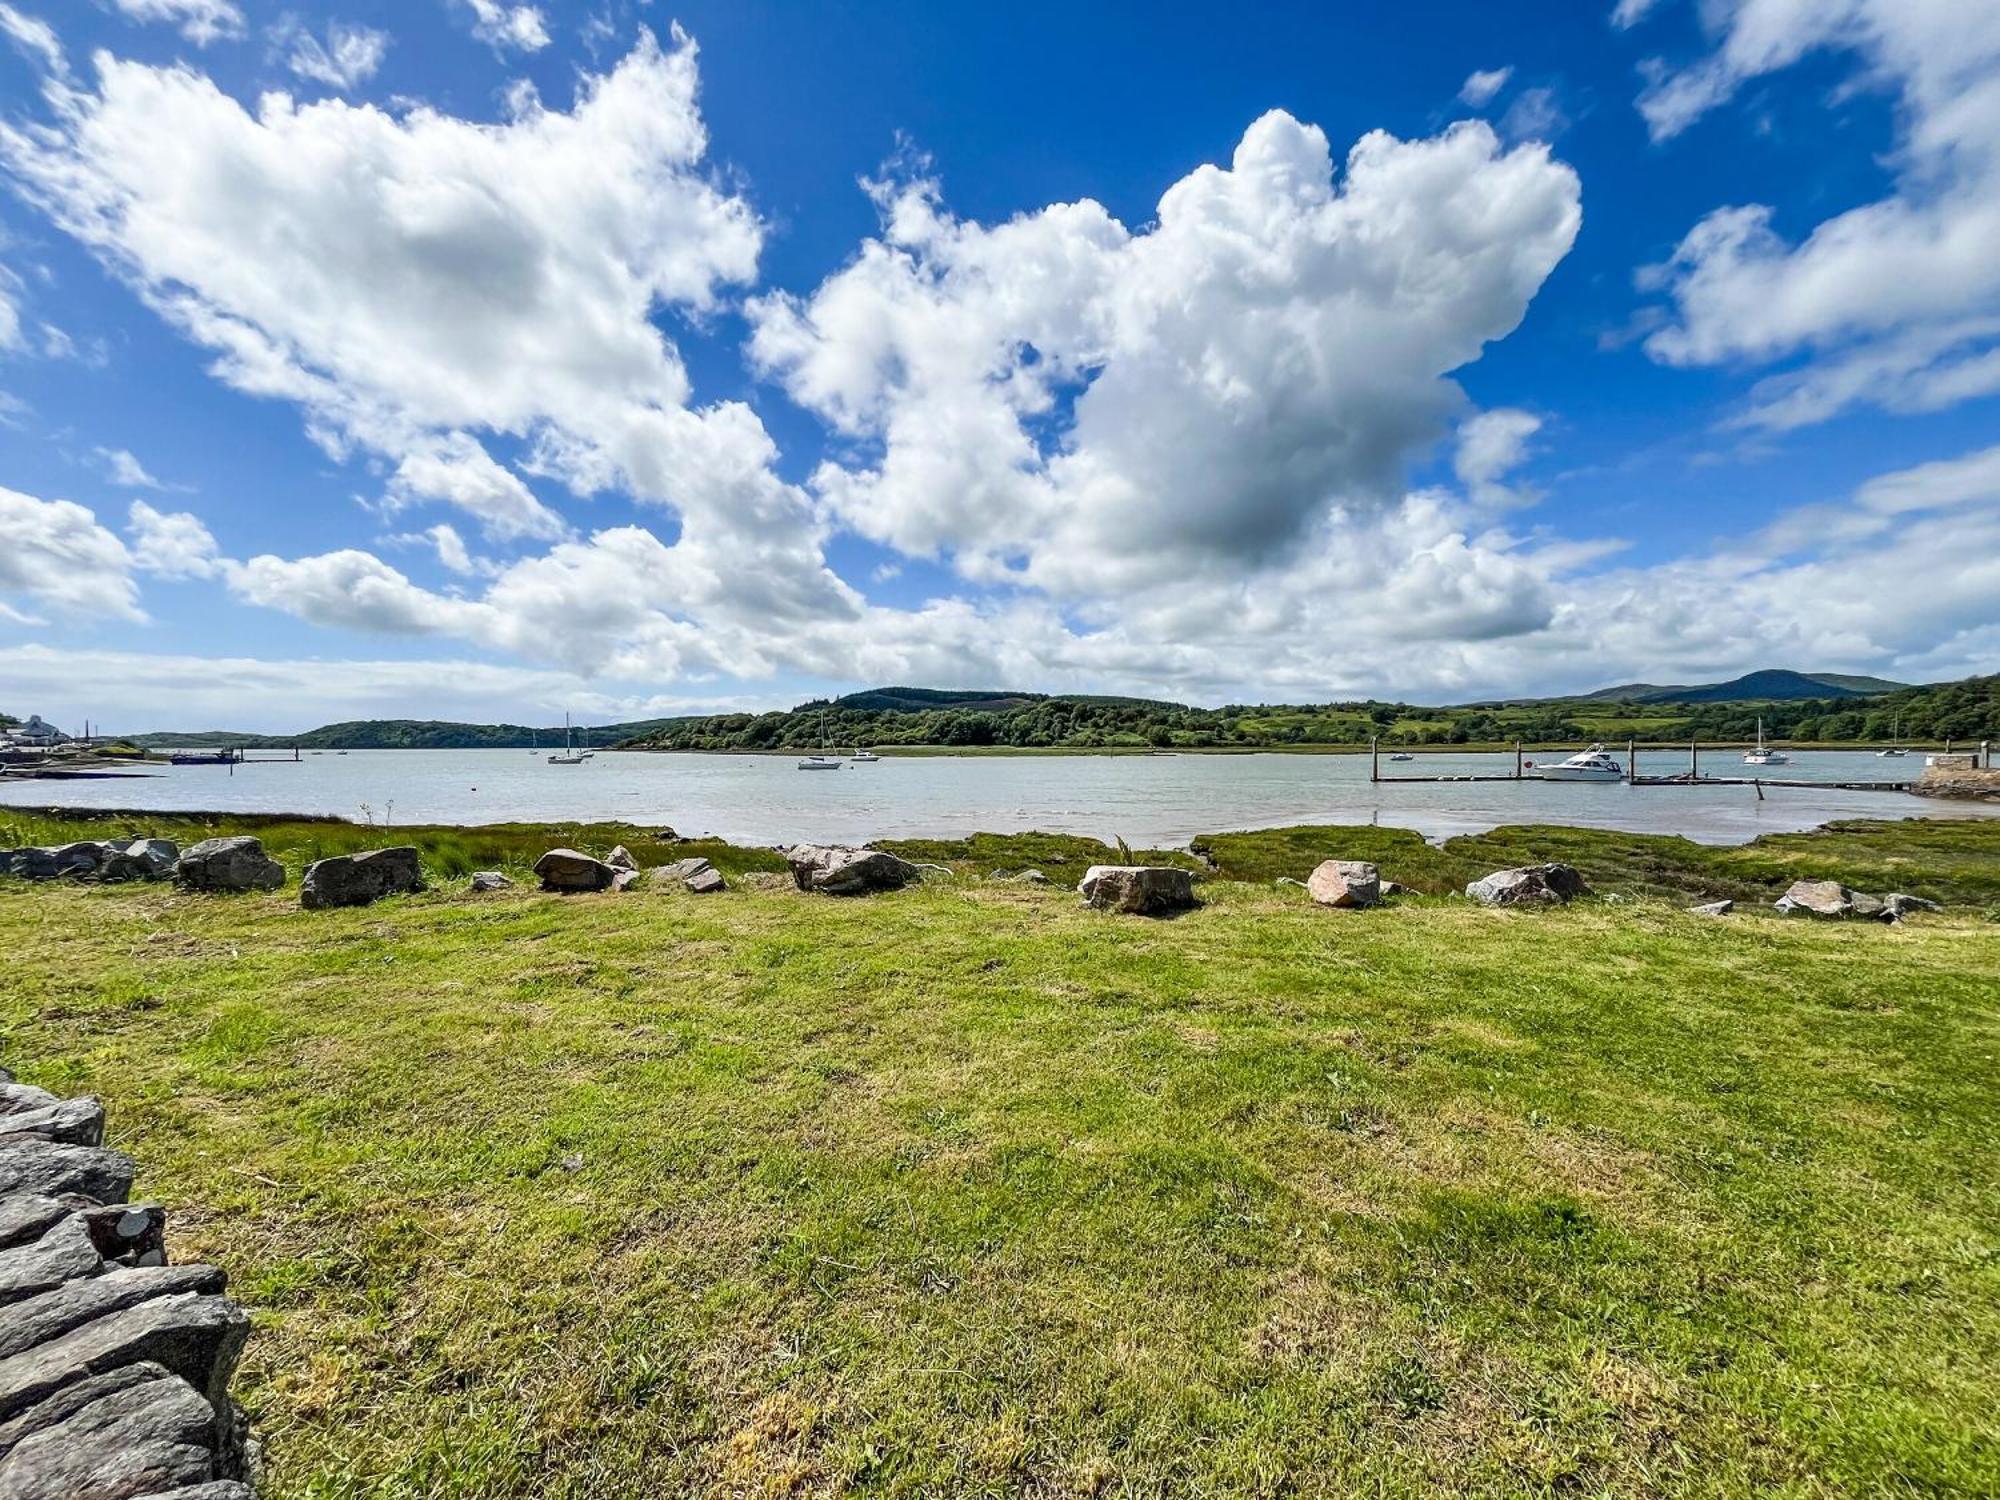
797,709,842,770
1742,717,1788,766
548,713,586,765
1876,715,1908,757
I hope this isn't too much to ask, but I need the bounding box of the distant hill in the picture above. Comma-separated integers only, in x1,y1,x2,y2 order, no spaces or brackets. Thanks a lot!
1575,669,1908,705
127,717,699,750
827,687,1046,714
116,671,1994,755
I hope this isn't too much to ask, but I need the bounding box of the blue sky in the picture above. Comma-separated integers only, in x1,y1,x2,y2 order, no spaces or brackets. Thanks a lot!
1,0,1996,731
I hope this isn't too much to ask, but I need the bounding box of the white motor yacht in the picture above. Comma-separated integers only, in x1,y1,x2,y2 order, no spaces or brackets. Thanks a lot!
1742,717,1788,766
1535,744,1625,782
1387,751,1415,762
850,750,881,763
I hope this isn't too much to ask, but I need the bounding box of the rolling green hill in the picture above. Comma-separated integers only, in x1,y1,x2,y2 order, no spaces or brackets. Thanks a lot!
112,671,1994,754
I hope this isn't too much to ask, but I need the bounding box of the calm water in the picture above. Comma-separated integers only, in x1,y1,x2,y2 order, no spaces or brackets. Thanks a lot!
3,747,1992,847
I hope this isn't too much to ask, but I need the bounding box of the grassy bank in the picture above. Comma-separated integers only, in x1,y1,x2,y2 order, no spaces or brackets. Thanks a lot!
2,820,1997,1496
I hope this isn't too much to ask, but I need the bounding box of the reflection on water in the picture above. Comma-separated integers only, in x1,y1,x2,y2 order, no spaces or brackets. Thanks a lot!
5,747,1993,849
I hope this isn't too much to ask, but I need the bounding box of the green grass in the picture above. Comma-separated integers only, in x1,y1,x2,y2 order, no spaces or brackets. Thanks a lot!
1,819,1996,1496
1193,818,2000,911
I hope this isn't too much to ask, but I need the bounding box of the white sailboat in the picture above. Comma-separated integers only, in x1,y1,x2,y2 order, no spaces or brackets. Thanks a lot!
797,709,842,770
548,712,585,765
1876,715,1908,757
1742,717,1788,766
1534,744,1625,782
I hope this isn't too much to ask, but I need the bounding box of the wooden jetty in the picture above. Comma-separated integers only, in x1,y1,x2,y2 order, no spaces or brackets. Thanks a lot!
1364,737,1981,794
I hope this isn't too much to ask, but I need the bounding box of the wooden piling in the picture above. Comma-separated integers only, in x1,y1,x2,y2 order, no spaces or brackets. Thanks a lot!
1370,736,1379,783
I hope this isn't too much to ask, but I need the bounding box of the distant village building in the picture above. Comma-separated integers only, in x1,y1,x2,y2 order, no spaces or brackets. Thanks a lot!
7,714,68,745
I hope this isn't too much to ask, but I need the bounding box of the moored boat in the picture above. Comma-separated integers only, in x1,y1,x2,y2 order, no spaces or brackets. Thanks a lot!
1534,744,1624,782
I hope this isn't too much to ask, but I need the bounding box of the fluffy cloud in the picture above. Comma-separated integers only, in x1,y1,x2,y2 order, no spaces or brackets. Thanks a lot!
0,25,862,625
464,0,549,54
109,0,243,45
1459,67,1512,107
752,113,1581,596
126,499,220,577
0,484,141,620
1639,1,2000,429
281,19,388,90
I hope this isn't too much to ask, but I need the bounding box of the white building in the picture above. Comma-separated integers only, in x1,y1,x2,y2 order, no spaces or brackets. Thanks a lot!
8,714,67,745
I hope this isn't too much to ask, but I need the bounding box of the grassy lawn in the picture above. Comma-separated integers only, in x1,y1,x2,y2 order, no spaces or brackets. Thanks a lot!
1,820,1996,1496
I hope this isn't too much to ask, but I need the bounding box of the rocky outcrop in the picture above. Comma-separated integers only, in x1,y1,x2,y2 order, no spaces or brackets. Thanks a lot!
532,849,617,893
299,848,424,911
173,839,284,895
1077,865,1198,916
0,1067,255,1498
1464,864,1587,907
0,839,178,884
1305,860,1380,909
1910,762,2000,802
785,846,920,896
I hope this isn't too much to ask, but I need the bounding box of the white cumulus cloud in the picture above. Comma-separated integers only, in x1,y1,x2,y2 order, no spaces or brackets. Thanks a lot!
1638,0,2000,430
0,483,141,620
752,113,1582,597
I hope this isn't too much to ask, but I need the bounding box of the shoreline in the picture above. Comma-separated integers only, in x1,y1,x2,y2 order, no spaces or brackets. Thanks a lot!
4,799,1995,856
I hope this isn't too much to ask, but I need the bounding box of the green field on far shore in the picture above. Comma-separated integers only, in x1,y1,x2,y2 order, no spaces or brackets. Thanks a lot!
2,815,1996,1496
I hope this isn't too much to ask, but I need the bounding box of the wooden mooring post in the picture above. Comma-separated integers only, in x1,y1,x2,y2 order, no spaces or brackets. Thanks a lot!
1370,736,1379,783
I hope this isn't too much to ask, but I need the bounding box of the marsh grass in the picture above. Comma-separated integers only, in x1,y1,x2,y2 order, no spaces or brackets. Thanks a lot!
0,818,1995,1495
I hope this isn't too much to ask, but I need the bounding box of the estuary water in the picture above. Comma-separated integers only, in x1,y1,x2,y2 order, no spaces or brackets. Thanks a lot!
3,747,1992,848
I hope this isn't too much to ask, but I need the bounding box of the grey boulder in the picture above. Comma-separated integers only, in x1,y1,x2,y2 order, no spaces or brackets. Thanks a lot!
1687,899,1734,917
1077,865,1198,916
0,1289,250,1425
786,845,920,896
1464,863,1588,907
173,838,284,895
0,1096,106,1148
605,845,639,872
468,870,513,893
0,1215,102,1305
1882,892,1942,921
1773,879,1857,918
0,1264,227,1363
0,1140,136,1205
1306,860,1380,909
533,849,616,893
0,1370,220,1500
299,847,424,910
654,856,726,892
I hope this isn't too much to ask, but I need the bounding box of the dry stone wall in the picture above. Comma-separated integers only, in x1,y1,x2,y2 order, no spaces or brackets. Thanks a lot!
0,1067,256,1499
